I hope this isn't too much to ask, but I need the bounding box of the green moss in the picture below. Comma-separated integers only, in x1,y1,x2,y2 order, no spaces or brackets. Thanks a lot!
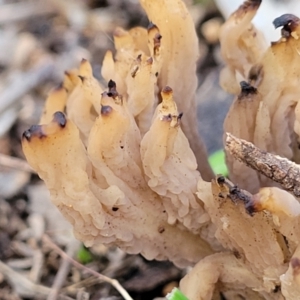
77,245,93,264
166,288,189,300
208,149,228,177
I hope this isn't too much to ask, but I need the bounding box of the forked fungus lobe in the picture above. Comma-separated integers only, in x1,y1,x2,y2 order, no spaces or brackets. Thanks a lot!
21,0,300,299
222,0,300,194
23,85,213,267
22,21,214,266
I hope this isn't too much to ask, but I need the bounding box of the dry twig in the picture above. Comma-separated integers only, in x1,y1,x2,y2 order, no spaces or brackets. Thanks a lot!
0,2,56,25
0,1,56,25
42,235,134,300
47,239,81,300
225,132,300,197
63,277,100,295
0,260,72,300
0,153,35,173
0,61,54,115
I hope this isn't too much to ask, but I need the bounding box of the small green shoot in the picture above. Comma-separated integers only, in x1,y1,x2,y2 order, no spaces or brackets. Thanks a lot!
208,149,228,177
77,245,93,264
166,288,189,300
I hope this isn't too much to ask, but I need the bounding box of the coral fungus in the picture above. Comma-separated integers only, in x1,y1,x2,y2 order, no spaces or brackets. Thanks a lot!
22,0,300,299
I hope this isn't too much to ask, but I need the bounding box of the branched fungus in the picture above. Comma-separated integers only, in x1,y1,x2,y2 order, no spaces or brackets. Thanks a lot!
222,1,300,192
21,0,300,299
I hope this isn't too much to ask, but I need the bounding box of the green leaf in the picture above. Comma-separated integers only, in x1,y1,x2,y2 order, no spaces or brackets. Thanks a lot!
166,288,189,300
77,245,93,264
208,149,228,176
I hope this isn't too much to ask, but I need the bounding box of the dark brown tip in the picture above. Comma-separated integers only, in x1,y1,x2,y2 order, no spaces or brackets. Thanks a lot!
101,105,113,116
239,0,261,10
81,58,87,63
238,81,257,99
154,33,162,54
22,125,46,141
216,176,255,215
236,0,261,17
147,22,158,31
108,79,116,89
53,112,67,127
154,33,162,42
147,57,153,65
22,129,32,141
273,14,300,29
217,175,226,185
248,64,263,84
107,80,118,98
244,200,257,216
273,14,300,38
291,257,300,276
162,113,172,122
162,86,173,94
162,113,183,123
78,75,85,82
